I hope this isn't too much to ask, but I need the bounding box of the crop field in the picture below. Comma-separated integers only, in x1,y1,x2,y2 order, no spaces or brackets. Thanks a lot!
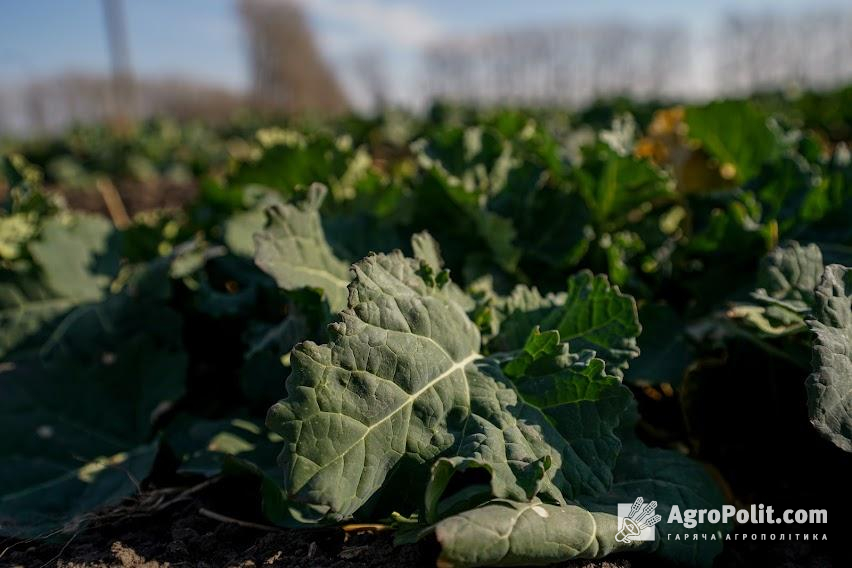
1,92,851,567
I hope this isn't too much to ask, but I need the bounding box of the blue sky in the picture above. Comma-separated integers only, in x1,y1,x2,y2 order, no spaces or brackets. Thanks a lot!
1,0,849,106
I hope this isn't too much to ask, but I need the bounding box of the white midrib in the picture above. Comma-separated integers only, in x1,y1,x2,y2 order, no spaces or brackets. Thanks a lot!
315,351,482,469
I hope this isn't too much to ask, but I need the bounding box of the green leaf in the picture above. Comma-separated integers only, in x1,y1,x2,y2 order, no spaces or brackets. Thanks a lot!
753,241,824,313
501,327,560,379
0,213,37,261
411,230,445,270
0,440,158,539
685,101,780,183
223,192,285,257
487,125,591,270
730,242,825,337
806,264,852,452
28,213,120,301
798,146,852,244
431,498,646,567
746,156,816,233
510,346,631,497
579,418,728,566
488,285,564,354
0,274,79,359
167,414,323,527
167,416,277,478
423,344,631,526
0,264,186,537
190,255,273,320
240,299,318,411
429,412,727,567
411,231,475,312
545,272,641,371
411,137,521,273
1,213,121,359
423,457,530,525
228,131,356,199
254,184,352,312
491,271,641,374
266,252,630,522
625,303,691,386
576,142,674,230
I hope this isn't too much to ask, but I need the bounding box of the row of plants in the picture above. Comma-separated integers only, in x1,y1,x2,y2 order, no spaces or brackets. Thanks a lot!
1,94,850,566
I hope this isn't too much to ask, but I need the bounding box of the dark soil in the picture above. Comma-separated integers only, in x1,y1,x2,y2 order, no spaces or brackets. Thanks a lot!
2,475,841,568
1,179,198,218
52,181,199,218
0,478,636,568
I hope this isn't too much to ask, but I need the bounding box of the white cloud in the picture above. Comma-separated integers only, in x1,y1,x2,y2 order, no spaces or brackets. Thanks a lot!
286,0,443,108
296,0,444,49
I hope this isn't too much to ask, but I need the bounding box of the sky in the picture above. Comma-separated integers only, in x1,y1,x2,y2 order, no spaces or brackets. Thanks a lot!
1,0,850,107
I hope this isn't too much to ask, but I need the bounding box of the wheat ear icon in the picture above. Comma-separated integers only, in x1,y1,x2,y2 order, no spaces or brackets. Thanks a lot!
616,497,661,543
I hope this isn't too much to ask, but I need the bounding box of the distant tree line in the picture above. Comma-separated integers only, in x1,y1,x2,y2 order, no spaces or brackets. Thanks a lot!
424,23,689,106
0,75,246,135
0,0,347,136
716,9,852,95
4,4,852,135
423,8,852,106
